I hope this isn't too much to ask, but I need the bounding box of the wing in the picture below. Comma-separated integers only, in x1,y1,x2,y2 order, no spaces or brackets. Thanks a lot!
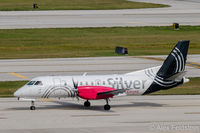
97,89,125,96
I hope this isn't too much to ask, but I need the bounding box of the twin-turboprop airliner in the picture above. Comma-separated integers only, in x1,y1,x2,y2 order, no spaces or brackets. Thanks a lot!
14,40,190,110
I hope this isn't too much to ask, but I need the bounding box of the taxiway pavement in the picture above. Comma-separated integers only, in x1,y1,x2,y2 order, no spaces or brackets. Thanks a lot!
0,95,200,133
0,55,199,81
0,0,200,29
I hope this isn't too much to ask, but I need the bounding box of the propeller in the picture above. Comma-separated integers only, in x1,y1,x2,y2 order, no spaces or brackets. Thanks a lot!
72,78,79,101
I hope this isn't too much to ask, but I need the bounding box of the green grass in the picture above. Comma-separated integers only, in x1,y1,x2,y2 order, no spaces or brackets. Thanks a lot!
151,78,200,95
0,26,200,59
0,78,200,97
0,0,168,11
0,81,27,97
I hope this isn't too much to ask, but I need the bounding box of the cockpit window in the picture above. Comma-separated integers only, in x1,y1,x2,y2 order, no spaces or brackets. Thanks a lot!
27,81,36,85
34,81,43,86
27,81,43,86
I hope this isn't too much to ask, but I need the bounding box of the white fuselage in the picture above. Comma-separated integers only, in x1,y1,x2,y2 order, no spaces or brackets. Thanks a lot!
14,67,158,99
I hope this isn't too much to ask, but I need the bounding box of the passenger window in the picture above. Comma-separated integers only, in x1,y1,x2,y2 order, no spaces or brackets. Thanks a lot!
34,81,43,86
27,81,36,85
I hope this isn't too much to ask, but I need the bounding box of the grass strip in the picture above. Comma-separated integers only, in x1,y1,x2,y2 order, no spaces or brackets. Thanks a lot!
0,81,27,97
151,77,200,95
0,0,168,11
0,26,200,59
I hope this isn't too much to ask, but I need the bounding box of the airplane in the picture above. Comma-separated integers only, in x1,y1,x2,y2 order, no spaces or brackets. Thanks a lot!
14,40,190,110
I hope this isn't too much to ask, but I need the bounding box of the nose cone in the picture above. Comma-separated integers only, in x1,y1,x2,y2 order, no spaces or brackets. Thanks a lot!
14,89,22,97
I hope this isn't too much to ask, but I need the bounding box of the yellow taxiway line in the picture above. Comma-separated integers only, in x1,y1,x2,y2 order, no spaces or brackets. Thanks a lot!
186,61,200,69
7,57,199,80
39,98,56,102
8,72,28,80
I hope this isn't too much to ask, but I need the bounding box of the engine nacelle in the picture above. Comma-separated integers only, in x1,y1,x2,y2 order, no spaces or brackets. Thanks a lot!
78,86,115,100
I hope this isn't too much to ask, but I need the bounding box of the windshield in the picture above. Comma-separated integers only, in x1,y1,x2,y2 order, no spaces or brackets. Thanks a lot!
27,81,36,85
34,81,43,85
27,81,43,86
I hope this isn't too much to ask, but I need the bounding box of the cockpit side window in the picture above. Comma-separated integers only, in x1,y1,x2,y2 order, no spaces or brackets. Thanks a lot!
34,81,43,86
27,81,36,85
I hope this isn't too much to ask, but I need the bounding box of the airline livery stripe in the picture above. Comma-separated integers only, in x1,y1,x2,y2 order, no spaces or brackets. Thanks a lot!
155,76,174,84
144,69,177,87
42,86,52,98
150,69,156,76
175,47,185,71
46,88,71,98
145,69,154,80
154,80,177,87
173,49,182,72
147,69,155,78
173,48,185,72
171,53,179,73
171,47,185,73
43,86,74,98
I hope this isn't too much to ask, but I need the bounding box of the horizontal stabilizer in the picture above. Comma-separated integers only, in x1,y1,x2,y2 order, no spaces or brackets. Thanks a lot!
97,89,125,96
19,98,36,101
165,71,187,82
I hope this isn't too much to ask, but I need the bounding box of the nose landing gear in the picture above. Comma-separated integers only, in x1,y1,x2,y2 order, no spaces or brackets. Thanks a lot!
30,101,36,110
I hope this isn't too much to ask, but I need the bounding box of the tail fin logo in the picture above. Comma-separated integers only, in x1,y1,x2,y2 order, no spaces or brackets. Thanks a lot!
171,47,185,73
145,68,177,87
153,47,185,87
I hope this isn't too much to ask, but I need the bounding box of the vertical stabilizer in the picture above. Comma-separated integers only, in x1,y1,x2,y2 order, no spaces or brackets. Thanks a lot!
156,40,189,79
143,40,190,94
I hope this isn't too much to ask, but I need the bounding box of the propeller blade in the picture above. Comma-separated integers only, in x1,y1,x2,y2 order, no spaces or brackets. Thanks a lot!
72,78,78,90
72,78,79,101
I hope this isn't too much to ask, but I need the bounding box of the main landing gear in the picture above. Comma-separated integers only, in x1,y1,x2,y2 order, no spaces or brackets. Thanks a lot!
84,100,91,107
30,101,36,110
84,99,111,111
104,99,111,111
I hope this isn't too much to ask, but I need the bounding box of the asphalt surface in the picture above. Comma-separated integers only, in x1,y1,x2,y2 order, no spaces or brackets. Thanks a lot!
0,95,200,133
0,1,200,133
0,0,200,29
0,55,199,81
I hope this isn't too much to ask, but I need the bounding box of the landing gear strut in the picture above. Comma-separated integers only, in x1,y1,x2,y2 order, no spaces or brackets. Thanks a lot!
104,99,111,111
30,101,36,110
84,100,90,107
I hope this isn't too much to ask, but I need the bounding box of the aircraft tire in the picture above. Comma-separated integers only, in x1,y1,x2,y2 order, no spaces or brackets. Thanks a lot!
104,104,111,110
30,106,36,110
84,101,90,107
